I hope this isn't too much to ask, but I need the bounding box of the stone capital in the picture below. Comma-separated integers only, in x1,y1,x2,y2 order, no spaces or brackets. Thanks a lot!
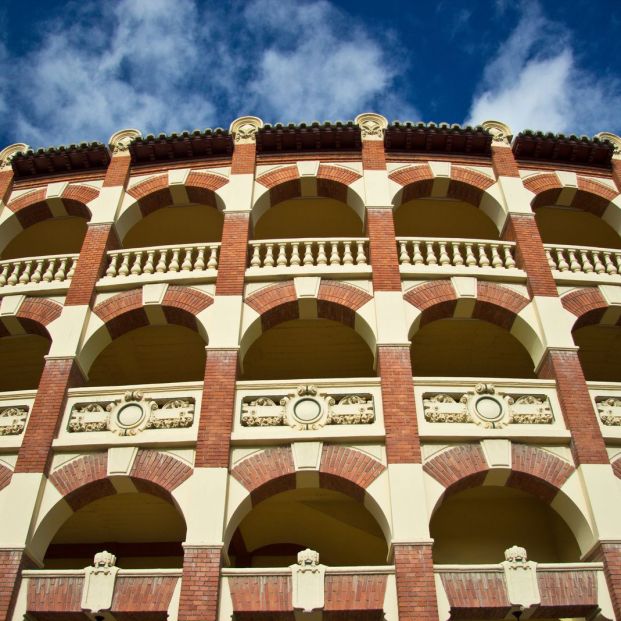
355,112,388,141
229,116,264,144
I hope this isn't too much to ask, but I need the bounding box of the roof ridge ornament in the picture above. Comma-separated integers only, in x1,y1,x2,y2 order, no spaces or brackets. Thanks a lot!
355,112,388,141
481,120,513,146
230,116,264,144
595,131,621,158
108,129,142,155
0,143,29,171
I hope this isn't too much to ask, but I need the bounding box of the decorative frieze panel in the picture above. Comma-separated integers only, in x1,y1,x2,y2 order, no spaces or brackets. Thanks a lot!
423,383,553,428
241,385,374,430
0,406,29,436
68,391,194,436
596,397,621,426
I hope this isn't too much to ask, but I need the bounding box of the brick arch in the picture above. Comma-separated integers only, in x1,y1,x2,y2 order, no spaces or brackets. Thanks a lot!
80,285,212,374
241,279,375,358
424,443,575,505
525,172,618,216
1,184,97,252
253,163,365,223
611,456,621,480
561,288,609,330
0,296,62,340
0,462,12,492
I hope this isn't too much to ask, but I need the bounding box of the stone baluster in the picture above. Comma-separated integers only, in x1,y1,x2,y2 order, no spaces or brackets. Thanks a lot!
144,250,156,274
55,258,68,281
451,242,464,266
614,252,621,274
316,242,327,266
169,248,181,272
66,258,77,280
264,243,275,267
426,241,437,265
580,249,594,273
343,241,354,265
490,244,503,268
193,247,206,271
31,259,44,283
290,242,301,266
155,249,168,273
545,248,556,270
181,248,194,271
329,241,341,265
42,259,56,282
0,264,9,286
438,242,450,266
464,242,477,267
555,248,569,271
106,254,119,277
7,262,21,285
568,248,581,272
478,244,490,267
303,242,314,266
604,251,617,275
399,240,410,265
249,244,261,268
18,260,32,284
276,242,288,267
412,241,424,265
118,252,131,276
207,245,218,270
130,251,143,275
356,240,367,265
592,250,606,274
503,244,516,269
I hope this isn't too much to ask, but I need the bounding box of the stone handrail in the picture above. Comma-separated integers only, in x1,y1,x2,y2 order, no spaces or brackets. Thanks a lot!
545,243,621,275
104,242,220,278
397,237,517,269
248,238,369,269
0,253,78,287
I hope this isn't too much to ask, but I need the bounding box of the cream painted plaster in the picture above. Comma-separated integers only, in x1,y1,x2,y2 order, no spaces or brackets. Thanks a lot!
363,169,391,208
203,296,242,349
386,463,430,542
47,305,90,358
374,291,410,346
497,176,535,215
530,296,578,351
219,174,253,213
576,464,621,542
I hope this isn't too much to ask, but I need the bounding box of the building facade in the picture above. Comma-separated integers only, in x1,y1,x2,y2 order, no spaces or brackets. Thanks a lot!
0,113,620,621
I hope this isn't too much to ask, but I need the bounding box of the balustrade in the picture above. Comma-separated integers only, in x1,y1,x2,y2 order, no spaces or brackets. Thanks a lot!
0,253,77,288
247,238,369,270
545,243,621,277
398,237,517,270
103,243,220,279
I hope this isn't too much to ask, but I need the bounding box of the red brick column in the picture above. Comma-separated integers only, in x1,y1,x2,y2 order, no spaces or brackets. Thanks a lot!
611,157,621,192
357,116,438,621
0,550,33,621
178,547,222,621
0,168,14,206
598,543,621,621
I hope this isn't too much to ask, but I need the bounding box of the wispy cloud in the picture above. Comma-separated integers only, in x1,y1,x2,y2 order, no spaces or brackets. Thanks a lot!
466,1,621,135
0,0,417,147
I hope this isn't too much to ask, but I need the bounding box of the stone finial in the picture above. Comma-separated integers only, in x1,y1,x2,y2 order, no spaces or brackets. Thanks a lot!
93,550,117,570
0,143,29,171
355,113,388,141
504,545,528,565
481,120,513,146
229,116,264,144
108,129,142,155
297,548,320,567
595,132,621,157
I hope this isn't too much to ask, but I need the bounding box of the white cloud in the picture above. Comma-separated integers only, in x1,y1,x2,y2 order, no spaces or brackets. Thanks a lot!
0,0,417,147
466,2,621,135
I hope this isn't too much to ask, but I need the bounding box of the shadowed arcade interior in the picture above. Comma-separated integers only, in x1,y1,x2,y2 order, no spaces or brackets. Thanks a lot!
228,487,388,567
242,318,375,380
87,324,206,386
253,197,364,239
574,324,621,382
44,492,186,569
410,318,536,378
395,198,500,239
431,486,581,564
122,203,224,248
0,334,50,391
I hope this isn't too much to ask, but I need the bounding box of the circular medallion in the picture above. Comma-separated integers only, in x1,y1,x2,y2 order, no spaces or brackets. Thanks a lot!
474,395,504,422
116,403,145,428
293,398,322,423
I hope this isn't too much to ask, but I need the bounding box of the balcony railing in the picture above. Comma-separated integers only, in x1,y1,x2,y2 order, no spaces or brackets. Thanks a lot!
397,237,519,273
545,243,621,278
0,253,77,289
247,238,370,272
101,243,220,283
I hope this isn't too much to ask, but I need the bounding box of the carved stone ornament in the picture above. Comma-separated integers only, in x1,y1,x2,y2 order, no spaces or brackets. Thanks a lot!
291,549,325,613
108,129,141,154
423,383,553,428
354,113,388,141
68,391,194,436
0,143,28,170
241,385,374,430
481,120,513,145
81,551,119,613
501,545,540,609
229,116,264,144
596,397,621,425
504,545,528,565
0,406,29,436
595,132,621,156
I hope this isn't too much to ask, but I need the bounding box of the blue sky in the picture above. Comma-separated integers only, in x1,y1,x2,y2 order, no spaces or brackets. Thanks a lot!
1,0,620,149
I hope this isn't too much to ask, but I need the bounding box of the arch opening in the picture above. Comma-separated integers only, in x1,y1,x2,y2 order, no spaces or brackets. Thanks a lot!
86,324,207,386
395,198,500,240
0,333,50,390
1,216,87,260
241,318,375,380
536,206,621,249
228,487,388,567
431,485,581,564
252,197,364,240
410,318,536,378
121,203,224,249
43,491,186,569
573,324,621,382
